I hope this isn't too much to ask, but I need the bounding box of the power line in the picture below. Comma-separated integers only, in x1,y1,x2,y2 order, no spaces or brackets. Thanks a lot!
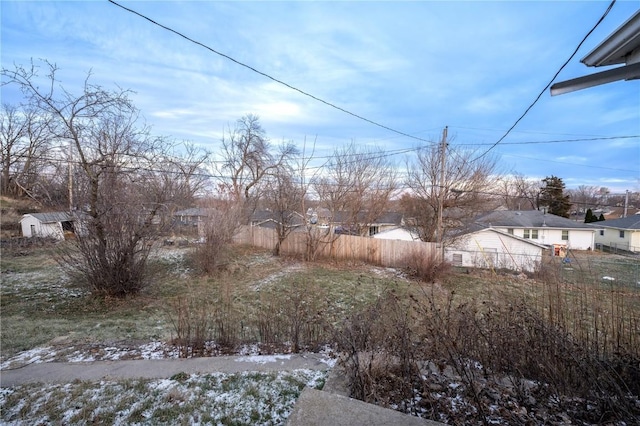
107,0,432,144
472,0,617,162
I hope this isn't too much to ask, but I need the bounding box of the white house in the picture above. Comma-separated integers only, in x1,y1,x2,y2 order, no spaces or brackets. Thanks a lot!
474,210,597,251
446,225,547,273
20,212,76,240
593,215,640,253
372,227,419,241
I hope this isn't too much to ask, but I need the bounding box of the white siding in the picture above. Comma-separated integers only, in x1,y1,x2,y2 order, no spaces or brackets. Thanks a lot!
447,230,543,273
19,215,64,240
372,227,418,241
595,227,640,252
492,227,594,250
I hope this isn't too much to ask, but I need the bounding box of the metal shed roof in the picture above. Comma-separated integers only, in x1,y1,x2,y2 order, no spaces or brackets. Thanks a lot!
21,212,74,224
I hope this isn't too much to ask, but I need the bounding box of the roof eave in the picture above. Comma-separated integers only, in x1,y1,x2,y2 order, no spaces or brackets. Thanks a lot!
581,10,640,67
550,61,640,95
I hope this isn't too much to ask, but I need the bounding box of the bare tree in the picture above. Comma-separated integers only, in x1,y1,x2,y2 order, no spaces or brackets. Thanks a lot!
404,144,499,243
2,60,180,297
149,142,211,228
262,162,305,256
567,185,608,215
0,103,53,198
313,142,398,236
217,114,296,208
497,173,539,210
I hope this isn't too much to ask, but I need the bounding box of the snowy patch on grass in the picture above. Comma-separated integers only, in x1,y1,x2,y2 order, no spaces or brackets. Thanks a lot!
235,354,293,364
0,370,327,425
0,341,181,370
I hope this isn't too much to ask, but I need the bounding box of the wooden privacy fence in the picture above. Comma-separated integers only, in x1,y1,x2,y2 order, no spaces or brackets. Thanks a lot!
233,225,440,268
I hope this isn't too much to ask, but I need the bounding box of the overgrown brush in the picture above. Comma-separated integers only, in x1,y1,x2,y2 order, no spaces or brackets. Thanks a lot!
333,270,640,424
403,248,450,283
167,277,331,357
332,290,421,411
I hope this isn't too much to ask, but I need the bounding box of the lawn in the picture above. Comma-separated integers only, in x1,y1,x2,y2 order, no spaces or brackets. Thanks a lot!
0,242,409,360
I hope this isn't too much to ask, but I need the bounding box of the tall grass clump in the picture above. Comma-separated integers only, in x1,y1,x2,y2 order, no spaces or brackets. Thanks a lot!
166,276,332,357
403,249,450,283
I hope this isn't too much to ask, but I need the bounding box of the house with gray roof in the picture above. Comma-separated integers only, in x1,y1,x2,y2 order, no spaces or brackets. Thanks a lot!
474,210,597,250
593,215,640,253
20,212,77,240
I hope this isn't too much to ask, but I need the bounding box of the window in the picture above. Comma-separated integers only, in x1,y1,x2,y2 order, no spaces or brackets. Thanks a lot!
369,226,379,236
507,228,514,235
620,230,625,238
523,229,530,239
452,253,462,266
599,230,604,236
561,230,568,241
531,229,538,239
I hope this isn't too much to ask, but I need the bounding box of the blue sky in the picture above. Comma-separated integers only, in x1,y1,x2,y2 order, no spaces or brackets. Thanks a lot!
2,1,639,193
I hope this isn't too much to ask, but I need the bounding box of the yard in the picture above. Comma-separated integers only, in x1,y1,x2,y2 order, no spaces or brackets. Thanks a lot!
1,240,639,424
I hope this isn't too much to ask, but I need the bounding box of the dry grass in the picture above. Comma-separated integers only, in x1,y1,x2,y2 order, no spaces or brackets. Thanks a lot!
332,254,640,424
0,242,406,359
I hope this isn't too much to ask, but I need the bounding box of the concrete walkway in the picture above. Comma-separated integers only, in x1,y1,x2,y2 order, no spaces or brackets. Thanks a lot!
1,353,444,425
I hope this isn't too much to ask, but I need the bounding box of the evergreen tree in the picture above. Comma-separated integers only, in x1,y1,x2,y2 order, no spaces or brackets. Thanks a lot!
539,176,571,218
584,208,594,223
598,213,605,221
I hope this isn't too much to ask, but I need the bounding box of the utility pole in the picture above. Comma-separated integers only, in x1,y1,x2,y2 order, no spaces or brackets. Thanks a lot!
68,140,73,213
623,190,629,218
437,126,448,257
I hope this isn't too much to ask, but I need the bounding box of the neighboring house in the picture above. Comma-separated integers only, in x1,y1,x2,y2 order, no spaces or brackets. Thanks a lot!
173,208,215,227
173,208,219,237
306,208,405,237
372,227,420,241
446,225,547,273
474,210,597,251
20,212,76,240
593,215,640,253
250,210,305,230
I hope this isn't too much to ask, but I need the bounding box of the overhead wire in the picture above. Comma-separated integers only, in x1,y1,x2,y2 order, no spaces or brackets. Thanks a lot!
107,0,634,179
107,0,433,144
471,0,617,162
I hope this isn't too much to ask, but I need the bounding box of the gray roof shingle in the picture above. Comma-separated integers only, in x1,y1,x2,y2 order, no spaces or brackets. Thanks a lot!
597,215,640,230
475,210,595,229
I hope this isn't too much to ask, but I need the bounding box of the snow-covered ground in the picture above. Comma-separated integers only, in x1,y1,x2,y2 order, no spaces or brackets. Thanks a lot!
0,369,326,425
0,341,335,425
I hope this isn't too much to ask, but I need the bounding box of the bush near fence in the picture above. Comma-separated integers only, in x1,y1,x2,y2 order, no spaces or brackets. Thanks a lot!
233,225,439,268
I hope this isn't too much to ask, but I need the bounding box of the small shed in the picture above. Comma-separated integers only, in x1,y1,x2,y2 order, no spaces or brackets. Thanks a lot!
20,212,76,240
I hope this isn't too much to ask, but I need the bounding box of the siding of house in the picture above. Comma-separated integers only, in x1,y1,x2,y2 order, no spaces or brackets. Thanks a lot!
492,227,594,250
596,227,640,252
447,230,544,273
372,227,418,241
20,215,64,240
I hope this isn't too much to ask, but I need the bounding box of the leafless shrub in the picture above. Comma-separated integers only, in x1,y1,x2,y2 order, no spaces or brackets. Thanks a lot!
166,280,242,356
192,202,243,275
332,290,420,409
166,295,214,358
253,278,328,353
403,248,451,282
